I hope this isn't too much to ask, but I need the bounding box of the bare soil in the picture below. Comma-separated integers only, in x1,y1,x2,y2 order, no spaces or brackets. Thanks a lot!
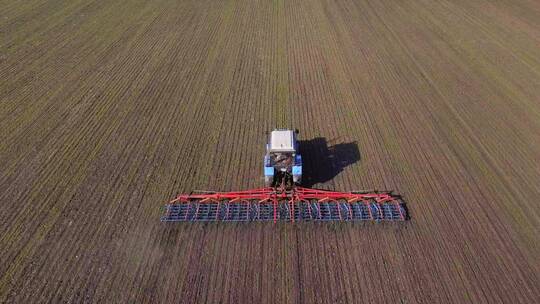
1,0,539,303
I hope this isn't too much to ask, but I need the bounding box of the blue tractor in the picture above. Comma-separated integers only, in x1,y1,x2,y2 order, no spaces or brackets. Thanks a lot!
264,129,302,188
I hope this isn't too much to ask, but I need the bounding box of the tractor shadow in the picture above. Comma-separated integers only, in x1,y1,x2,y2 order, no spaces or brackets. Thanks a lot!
298,137,361,187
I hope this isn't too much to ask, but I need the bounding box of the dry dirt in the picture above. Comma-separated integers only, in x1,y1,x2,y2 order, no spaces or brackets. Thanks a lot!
1,0,539,303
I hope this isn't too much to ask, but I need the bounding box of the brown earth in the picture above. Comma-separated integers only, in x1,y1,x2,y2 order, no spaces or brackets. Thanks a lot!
1,0,539,303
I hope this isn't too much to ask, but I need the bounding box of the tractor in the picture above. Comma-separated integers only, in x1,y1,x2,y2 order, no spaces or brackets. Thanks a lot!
161,129,408,222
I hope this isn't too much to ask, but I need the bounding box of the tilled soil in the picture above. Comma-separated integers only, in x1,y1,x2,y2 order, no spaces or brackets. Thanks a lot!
1,0,539,303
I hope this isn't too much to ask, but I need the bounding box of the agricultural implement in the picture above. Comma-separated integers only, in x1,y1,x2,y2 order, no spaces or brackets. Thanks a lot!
161,129,408,222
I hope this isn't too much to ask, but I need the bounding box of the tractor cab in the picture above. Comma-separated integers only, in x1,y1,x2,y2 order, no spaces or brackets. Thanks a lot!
264,129,302,187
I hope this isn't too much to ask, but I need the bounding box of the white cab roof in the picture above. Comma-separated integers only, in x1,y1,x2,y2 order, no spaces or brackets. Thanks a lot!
269,130,295,152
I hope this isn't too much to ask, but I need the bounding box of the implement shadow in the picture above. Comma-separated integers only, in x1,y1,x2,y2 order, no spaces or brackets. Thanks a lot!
298,137,360,187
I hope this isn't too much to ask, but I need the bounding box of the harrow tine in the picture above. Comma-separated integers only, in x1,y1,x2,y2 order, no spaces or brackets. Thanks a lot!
336,200,343,221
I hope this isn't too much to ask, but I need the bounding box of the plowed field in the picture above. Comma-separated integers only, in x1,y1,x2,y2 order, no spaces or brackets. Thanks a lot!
1,0,539,303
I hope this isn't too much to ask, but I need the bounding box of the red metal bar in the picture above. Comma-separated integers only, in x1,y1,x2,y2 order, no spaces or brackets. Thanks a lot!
170,187,399,205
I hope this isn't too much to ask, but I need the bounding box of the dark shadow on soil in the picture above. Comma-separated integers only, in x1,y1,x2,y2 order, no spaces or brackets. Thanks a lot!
298,138,360,187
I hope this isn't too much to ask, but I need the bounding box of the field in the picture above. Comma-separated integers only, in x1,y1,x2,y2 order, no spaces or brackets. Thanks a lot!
1,0,539,302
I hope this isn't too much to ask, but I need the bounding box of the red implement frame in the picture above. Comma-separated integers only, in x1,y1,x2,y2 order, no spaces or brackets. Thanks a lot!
163,186,407,222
